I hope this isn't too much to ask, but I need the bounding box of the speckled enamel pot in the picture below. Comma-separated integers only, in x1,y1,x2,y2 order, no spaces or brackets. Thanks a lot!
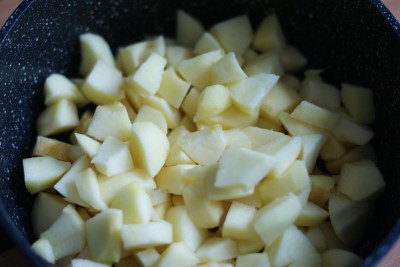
1,0,400,266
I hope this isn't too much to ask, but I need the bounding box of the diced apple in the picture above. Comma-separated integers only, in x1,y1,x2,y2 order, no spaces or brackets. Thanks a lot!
86,209,123,263
253,193,302,245
223,128,252,149
236,253,270,267
87,102,132,142
321,249,362,267
23,156,71,194
44,73,87,106
290,101,339,131
194,84,232,122
278,112,327,137
299,79,340,111
32,238,55,264
40,205,85,260
155,165,195,195
320,135,346,161
37,99,79,136
318,221,348,250
142,95,182,129
210,15,253,55
121,220,173,250
194,32,222,55
157,67,191,109
280,45,307,73
241,126,289,149
181,87,201,119
152,195,173,222
196,238,238,263
75,133,101,159
253,14,286,52
135,248,160,267
70,111,93,144
210,52,247,85
203,106,259,130
177,10,205,48
244,51,284,76
236,240,265,255
134,105,168,134
230,73,279,115
309,175,335,207
305,227,327,252
166,46,193,67
341,83,375,124
332,114,374,146
32,136,72,162
165,143,194,166
338,160,385,201
299,134,327,173
257,117,284,132
294,202,328,227
154,242,199,267
74,168,108,211
79,33,115,76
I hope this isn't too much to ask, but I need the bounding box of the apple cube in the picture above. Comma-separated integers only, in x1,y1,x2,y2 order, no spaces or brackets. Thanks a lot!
142,95,182,129
154,242,199,267
44,73,87,106
290,101,339,131
70,110,93,144
299,79,340,111
278,112,327,136
166,46,193,67
74,168,108,211
338,160,385,201
321,249,362,267
236,253,270,267
341,83,375,124
203,106,259,130
253,193,302,245
243,51,284,76
135,248,160,267
332,114,374,146
165,143,194,166
253,14,286,52
210,15,253,55
194,84,232,122
309,175,335,207
196,238,238,263
305,227,327,252
318,221,348,250
241,126,288,149
294,202,329,227
87,102,132,142
157,67,191,109
194,32,222,55
181,87,201,119
37,99,79,136
75,133,101,159
279,45,308,73
32,136,72,162
23,156,71,194
134,105,168,134
236,240,265,255
177,10,205,48
31,238,55,264
210,52,247,85
155,165,195,195
120,220,173,250
320,135,346,161
223,128,252,149
299,134,327,173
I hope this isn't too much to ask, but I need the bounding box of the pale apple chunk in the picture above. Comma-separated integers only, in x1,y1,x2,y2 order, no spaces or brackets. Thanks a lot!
32,192,69,237
321,249,362,267
210,52,247,85
68,145,84,162
305,227,327,252
241,126,289,149
203,106,259,130
236,253,270,267
87,102,132,142
149,189,169,206
266,225,316,267
236,240,265,255
243,51,284,76
44,74,87,106
153,242,199,267
74,168,108,211
70,259,111,267
194,84,232,122
332,114,374,146
166,205,208,251
142,95,182,129
86,209,123,263
75,133,101,159
253,14,286,52
178,125,227,165
168,125,191,144
166,46,193,67
124,81,144,111
181,87,201,119
338,160,385,201
32,136,72,162
229,73,279,115
294,202,328,227
253,193,302,245
79,33,115,76
157,67,191,109
290,101,339,131
152,196,172,221
299,79,340,111
214,148,277,190
287,253,321,267
278,112,327,136
309,175,335,207
329,192,371,246
299,134,327,173
258,160,310,204
135,248,160,267
70,111,93,144
222,202,260,242
257,117,284,132
23,156,71,194
129,122,169,176
223,128,252,149
40,205,85,260
134,105,168,134
320,135,346,161
165,143,194,166
194,32,222,55
32,238,55,264
318,221,348,250
54,155,91,207
341,83,375,124
210,15,253,55
125,53,167,96
196,238,238,263
279,45,307,73
177,10,205,48
121,220,173,250
37,99,79,136
260,82,302,125
177,50,225,91
82,60,124,105
234,189,263,208
155,165,196,195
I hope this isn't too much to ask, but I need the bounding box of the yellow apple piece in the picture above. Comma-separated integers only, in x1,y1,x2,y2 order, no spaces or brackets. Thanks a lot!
305,227,327,252
318,221,348,250
74,168,108,211
253,193,302,245
168,125,191,144
294,202,329,227
178,125,227,165
157,67,191,109
341,83,375,124
299,134,327,173
210,52,247,85
222,202,260,241
79,33,115,76
241,126,289,149
134,105,168,134
166,46,193,67
229,73,279,115
253,14,286,52
44,73,87,106
196,238,238,263
121,220,173,250
290,101,339,131
37,99,79,136
308,175,335,207
154,242,199,267
142,95,182,129
278,112,326,137
203,106,259,130
40,205,85,261
177,49,225,90
181,87,201,119
194,84,232,122
332,114,374,146
236,253,269,267
321,249,362,267
279,45,308,73
235,240,265,255
210,15,253,55
135,248,160,267
176,10,205,48
92,136,134,176
299,78,340,111
31,238,55,264
194,32,222,55
70,110,93,144
243,51,284,76
23,156,71,194
320,135,346,161
75,133,101,159
338,160,385,201
152,195,173,221
223,128,252,149
110,181,154,224
165,205,208,251
165,143,194,166
87,102,132,142
125,53,167,96
82,60,124,105
32,136,72,162
214,147,277,190
129,122,169,176
70,259,111,267
155,164,195,194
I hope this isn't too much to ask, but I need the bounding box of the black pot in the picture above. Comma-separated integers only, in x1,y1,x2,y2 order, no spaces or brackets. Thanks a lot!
1,0,400,266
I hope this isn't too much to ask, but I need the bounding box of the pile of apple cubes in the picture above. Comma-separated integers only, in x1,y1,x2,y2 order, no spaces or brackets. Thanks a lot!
24,10,385,267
